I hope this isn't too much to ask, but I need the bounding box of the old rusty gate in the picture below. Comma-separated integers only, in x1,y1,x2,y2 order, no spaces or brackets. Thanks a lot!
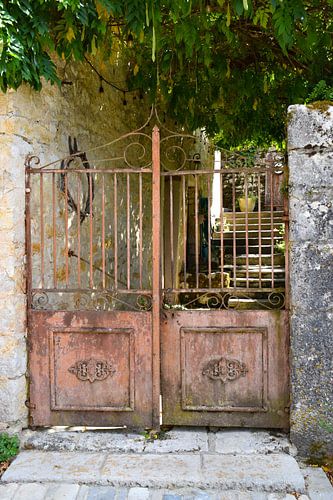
26,109,289,429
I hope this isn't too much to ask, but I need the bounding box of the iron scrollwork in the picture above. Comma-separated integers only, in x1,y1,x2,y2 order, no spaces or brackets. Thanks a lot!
68,358,115,383
58,136,94,224
202,357,248,384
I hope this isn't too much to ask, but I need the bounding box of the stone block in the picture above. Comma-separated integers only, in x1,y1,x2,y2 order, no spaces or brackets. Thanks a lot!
43,483,81,500
2,451,105,484
128,488,150,500
84,485,117,499
201,454,305,492
288,150,333,190
215,430,292,455
290,312,333,458
288,105,333,150
144,428,208,453
100,454,202,488
0,483,19,500
289,187,333,242
22,430,145,453
0,336,27,378
0,375,27,424
14,483,49,500
0,292,26,334
303,466,333,499
289,241,333,312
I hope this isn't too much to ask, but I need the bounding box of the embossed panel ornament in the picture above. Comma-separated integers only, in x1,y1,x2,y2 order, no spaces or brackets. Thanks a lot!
68,358,115,383
202,356,248,383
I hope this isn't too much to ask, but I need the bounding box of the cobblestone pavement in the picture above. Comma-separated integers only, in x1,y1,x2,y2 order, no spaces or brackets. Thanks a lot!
0,429,332,499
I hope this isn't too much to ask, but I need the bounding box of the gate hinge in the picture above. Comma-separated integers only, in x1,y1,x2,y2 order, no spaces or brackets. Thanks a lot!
25,399,36,410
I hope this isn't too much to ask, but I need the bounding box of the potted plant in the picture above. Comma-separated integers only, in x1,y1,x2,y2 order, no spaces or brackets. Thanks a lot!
238,193,257,212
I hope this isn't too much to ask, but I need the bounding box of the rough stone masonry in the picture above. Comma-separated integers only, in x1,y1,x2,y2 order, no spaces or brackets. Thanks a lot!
288,104,333,459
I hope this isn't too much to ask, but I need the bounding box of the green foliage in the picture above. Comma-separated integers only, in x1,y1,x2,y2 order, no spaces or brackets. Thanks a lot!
143,429,168,442
0,433,19,462
0,1,333,147
306,81,333,103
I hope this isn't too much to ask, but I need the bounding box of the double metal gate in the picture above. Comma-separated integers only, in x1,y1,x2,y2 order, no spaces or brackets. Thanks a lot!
26,110,289,429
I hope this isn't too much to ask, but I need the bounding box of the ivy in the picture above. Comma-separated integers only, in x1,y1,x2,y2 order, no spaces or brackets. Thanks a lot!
0,433,19,463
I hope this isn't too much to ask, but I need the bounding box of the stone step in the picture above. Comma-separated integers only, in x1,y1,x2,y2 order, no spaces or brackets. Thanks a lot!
213,223,284,235
222,231,283,240
224,264,285,273
0,483,309,500
225,255,285,266
225,245,281,255
2,450,305,493
222,211,284,220
229,279,285,288
228,271,285,280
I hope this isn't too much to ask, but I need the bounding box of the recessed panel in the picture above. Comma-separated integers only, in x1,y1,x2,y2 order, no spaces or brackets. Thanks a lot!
181,327,267,412
50,329,134,411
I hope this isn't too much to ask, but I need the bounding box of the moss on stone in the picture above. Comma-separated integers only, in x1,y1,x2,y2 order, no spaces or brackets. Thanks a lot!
307,100,333,114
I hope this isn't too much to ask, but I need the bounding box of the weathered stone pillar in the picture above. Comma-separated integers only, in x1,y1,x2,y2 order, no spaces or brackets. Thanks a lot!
0,91,29,431
288,104,333,459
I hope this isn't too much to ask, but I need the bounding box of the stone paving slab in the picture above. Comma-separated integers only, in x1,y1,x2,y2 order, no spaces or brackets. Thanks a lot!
144,429,208,453
0,483,312,500
302,466,333,500
201,454,305,492
12,482,49,500
2,450,306,493
2,451,105,484
214,430,296,455
21,428,209,454
21,430,146,454
0,483,19,499
100,454,201,488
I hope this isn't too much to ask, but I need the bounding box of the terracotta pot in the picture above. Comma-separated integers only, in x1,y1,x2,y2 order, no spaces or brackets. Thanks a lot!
238,196,256,212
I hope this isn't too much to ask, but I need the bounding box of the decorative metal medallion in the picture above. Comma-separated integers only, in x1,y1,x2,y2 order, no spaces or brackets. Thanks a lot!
68,358,115,383
202,357,248,384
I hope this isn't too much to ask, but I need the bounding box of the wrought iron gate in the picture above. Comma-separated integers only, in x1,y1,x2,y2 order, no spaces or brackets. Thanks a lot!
26,109,289,429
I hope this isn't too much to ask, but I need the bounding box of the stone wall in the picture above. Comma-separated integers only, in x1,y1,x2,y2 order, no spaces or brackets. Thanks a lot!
288,104,333,459
0,59,151,431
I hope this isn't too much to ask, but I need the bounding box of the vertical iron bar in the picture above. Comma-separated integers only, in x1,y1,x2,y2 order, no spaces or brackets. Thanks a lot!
232,174,236,289
127,173,131,290
139,172,143,289
169,176,174,289
102,174,106,289
195,175,199,289
283,168,289,308
207,174,212,288
270,170,275,288
182,175,187,288
52,172,57,288
64,172,69,287
245,174,249,289
77,174,81,288
258,174,262,288
25,165,32,307
89,172,93,288
152,125,161,430
39,173,44,288
220,172,224,288
114,173,118,290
